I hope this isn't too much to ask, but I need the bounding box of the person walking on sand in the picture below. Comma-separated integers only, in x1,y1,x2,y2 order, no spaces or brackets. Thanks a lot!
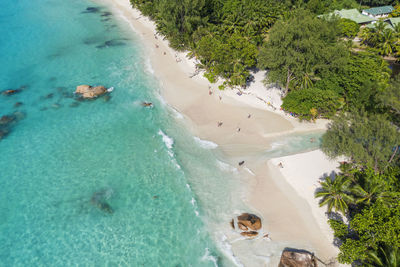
217,121,223,127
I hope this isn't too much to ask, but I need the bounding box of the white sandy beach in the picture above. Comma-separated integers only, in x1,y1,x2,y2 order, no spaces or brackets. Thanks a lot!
93,0,345,265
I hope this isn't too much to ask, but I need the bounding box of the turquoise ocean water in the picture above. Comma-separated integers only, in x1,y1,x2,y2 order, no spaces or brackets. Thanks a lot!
0,0,323,266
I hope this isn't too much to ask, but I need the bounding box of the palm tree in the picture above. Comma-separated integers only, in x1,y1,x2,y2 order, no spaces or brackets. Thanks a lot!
315,175,354,215
365,245,400,267
360,27,373,45
374,20,387,36
350,169,399,207
378,29,396,56
351,183,386,206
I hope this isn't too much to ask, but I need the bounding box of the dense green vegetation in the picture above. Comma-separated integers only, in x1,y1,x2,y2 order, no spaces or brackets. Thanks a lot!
317,49,400,264
316,166,400,264
322,111,400,171
259,10,391,118
129,1,400,264
130,0,288,86
338,18,360,38
360,21,400,56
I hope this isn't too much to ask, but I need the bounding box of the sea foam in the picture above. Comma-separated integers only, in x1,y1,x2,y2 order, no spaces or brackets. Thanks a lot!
158,130,173,149
194,136,218,149
202,247,219,267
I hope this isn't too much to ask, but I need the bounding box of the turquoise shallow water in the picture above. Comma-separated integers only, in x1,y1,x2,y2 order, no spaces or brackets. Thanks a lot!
0,0,224,265
0,0,325,265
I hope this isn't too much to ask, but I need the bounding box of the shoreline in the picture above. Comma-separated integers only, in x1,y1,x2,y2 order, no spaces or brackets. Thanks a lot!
94,0,343,265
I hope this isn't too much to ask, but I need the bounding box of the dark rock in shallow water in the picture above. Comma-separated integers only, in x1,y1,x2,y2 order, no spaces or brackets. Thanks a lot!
96,39,126,49
0,129,9,139
97,202,113,214
101,11,112,17
1,89,21,96
105,39,126,47
14,102,23,108
83,36,103,45
69,102,80,108
91,188,114,214
48,76,57,82
45,93,54,99
0,115,16,125
40,107,48,111
0,111,25,141
82,7,100,13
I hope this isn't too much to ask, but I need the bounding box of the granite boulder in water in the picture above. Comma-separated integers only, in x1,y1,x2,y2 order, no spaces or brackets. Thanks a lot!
75,85,107,99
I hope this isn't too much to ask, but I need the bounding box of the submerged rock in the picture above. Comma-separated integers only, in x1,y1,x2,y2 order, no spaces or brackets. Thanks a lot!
0,129,9,139
75,85,107,99
82,7,100,13
14,102,23,108
91,188,114,214
95,202,113,214
96,39,127,49
0,111,25,141
0,115,16,125
69,102,80,108
278,249,318,267
45,93,54,99
1,89,21,96
101,11,112,17
237,213,261,231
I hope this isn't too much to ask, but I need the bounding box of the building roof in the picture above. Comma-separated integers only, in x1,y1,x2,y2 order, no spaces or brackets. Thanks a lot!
332,9,376,24
363,6,394,16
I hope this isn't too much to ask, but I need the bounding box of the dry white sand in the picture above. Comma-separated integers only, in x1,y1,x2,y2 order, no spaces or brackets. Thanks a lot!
269,150,343,244
91,0,345,265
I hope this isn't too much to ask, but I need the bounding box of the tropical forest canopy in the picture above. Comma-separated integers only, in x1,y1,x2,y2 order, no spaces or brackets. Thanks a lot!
130,0,400,265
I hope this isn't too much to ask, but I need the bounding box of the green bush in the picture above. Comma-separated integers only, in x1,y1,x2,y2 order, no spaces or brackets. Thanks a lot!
338,18,360,38
282,87,341,120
